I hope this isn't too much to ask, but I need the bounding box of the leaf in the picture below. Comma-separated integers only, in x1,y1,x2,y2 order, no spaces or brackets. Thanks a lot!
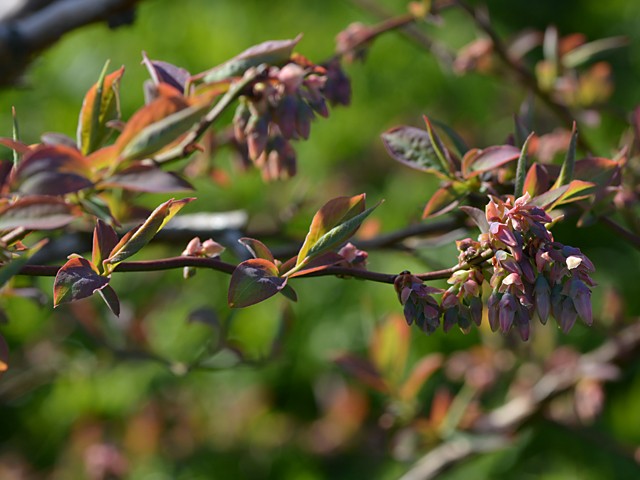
431,118,469,155
11,106,20,166
514,132,534,197
13,145,93,196
105,197,194,269
424,116,456,175
53,257,110,307
0,332,8,374
399,354,443,400
523,163,551,198
464,144,521,176
238,237,274,263
98,285,121,317
459,206,489,233
77,63,125,155
0,239,47,289
142,51,191,92
92,220,119,273
552,122,577,189
574,157,621,188
228,258,287,308
118,101,209,161
99,164,194,192
334,354,389,393
202,35,302,83
0,196,78,230
370,314,410,387
423,183,466,218
562,36,628,69
381,126,450,178
279,284,298,302
0,137,31,155
296,195,365,267
287,252,343,278
530,180,595,211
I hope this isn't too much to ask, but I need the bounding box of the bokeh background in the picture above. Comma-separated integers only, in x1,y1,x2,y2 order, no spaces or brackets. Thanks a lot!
1,0,640,478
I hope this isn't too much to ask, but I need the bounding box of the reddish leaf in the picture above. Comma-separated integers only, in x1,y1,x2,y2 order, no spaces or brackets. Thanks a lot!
0,332,8,375
228,258,287,308
0,239,47,288
0,137,31,155
531,180,595,210
287,252,343,278
574,157,622,188
13,145,92,196
98,284,121,317
53,257,110,307
523,163,551,197
77,65,125,154
370,314,410,386
381,126,451,178
238,237,274,263
334,353,389,393
459,206,489,233
423,183,466,218
87,145,119,170
92,220,119,273
399,354,443,400
0,196,78,230
142,52,191,92
105,197,194,269
99,164,194,192
464,145,520,176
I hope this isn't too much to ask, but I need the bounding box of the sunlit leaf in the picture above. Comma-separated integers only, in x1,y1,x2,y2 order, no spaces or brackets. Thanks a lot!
228,258,286,308
142,51,191,93
53,257,110,307
464,145,520,176
287,252,343,278
424,116,456,175
423,183,466,218
514,132,534,197
381,126,450,178
531,180,595,211
92,220,119,273
77,63,125,155
0,196,78,230
238,237,274,263
105,197,194,269
562,36,628,69
99,164,194,192
552,122,578,189
460,206,489,233
523,163,551,198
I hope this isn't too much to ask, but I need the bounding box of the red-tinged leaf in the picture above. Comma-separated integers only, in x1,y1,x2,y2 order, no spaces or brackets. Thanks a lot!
0,239,47,288
381,126,451,179
334,353,389,393
0,137,31,155
424,116,457,175
114,84,190,154
77,64,125,155
552,122,578,189
399,354,443,400
104,197,194,268
297,194,365,266
99,164,194,192
142,52,191,92
459,206,489,233
53,257,110,307
0,196,78,230
287,252,343,278
118,101,209,162
98,284,120,317
0,332,8,375
279,284,298,302
87,145,119,170
202,35,302,83
523,163,551,197
574,157,622,188
41,132,77,148
227,258,287,308
461,148,480,178
92,219,119,273
465,144,520,175
13,145,93,196
423,183,466,218
238,237,274,262
370,314,410,386
531,180,595,211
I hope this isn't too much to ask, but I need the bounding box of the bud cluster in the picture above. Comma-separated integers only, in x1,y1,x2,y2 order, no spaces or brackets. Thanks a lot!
232,58,350,180
394,271,443,334
181,237,225,279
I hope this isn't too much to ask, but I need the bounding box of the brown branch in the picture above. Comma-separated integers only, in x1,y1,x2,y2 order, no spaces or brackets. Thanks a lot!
0,0,142,86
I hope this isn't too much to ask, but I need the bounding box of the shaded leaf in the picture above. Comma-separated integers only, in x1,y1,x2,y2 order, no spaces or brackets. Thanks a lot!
41,132,77,148
423,183,466,218
574,157,622,188
98,284,120,317
142,51,191,92
514,132,534,197
287,252,343,278
381,126,450,178
279,284,298,302
465,145,520,176
53,257,110,307
203,35,302,83
334,353,389,393
92,220,119,273
424,116,456,174
238,237,274,263
0,239,47,289
431,118,469,155
523,163,551,198
77,63,125,155
531,180,595,211
460,206,489,233
13,145,93,196
562,36,628,69
399,354,443,400
0,137,30,155
105,198,194,269
100,164,193,192
0,332,8,374
0,196,78,230
553,122,578,189
228,258,286,308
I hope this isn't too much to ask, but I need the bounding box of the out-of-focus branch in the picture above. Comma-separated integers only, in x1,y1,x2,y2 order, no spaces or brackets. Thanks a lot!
0,0,142,86
400,321,640,480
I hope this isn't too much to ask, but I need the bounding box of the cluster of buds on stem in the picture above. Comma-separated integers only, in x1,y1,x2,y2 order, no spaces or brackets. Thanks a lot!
394,271,443,334
181,237,225,279
233,57,350,180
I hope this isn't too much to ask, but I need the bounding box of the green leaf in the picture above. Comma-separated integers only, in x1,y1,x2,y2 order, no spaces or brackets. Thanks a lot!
77,62,125,155
381,126,451,179
562,36,628,69
531,180,595,211
53,257,110,307
228,258,287,308
514,132,534,197
552,122,577,189
0,332,8,375
424,116,455,175
11,106,19,166
0,239,47,289
105,197,194,269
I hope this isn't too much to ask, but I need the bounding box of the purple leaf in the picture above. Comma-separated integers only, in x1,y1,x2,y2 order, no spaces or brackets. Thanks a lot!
100,164,194,192
464,145,520,176
53,257,110,307
228,258,287,308
142,52,191,92
238,237,275,263
0,196,78,230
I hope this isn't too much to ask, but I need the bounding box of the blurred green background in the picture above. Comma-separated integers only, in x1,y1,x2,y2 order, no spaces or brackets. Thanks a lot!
1,0,640,479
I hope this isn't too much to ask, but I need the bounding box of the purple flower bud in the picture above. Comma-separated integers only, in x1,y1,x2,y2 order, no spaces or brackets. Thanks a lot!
499,292,517,333
490,222,519,247
534,275,551,324
469,296,483,326
487,292,501,331
246,114,269,160
569,278,592,326
443,307,458,333
515,307,531,341
274,95,298,140
559,297,578,333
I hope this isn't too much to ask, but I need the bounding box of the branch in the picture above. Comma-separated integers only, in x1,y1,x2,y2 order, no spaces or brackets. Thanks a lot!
0,0,142,86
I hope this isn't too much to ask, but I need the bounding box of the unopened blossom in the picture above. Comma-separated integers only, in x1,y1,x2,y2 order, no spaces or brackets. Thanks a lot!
394,272,442,334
